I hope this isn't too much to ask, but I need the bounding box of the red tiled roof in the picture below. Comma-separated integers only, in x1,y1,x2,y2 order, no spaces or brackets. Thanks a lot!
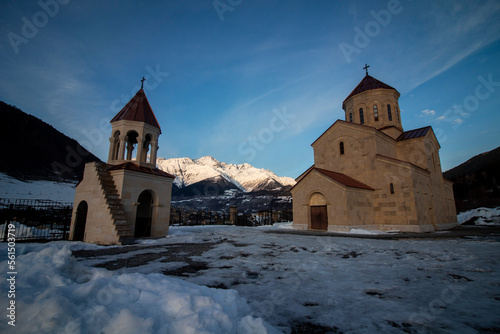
107,162,175,178
396,126,431,141
315,168,375,190
111,89,161,130
295,165,374,191
343,74,398,108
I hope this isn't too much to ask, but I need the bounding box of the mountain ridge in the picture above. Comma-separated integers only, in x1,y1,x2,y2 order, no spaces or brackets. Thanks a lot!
157,156,296,193
0,101,101,181
443,146,500,212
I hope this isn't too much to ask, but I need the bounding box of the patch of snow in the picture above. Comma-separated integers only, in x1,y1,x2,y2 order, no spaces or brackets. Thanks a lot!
458,207,500,225
273,222,294,229
348,228,394,235
0,173,76,202
0,243,278,334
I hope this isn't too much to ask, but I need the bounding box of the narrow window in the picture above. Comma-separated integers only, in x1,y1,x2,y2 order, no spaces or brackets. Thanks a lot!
390,183,395,194
373,105,379,121
349,113,353,122
396,107,400,123
387,104,392,121
339,142,344,155
359,108,364,124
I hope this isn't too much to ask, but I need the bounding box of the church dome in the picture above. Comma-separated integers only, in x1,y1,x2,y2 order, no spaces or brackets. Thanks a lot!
342,74,398,110
342,72,403,136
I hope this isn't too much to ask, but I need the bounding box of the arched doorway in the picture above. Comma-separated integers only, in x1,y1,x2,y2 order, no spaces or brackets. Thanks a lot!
135,190,153,237
309,192,328,230
73,201,88,241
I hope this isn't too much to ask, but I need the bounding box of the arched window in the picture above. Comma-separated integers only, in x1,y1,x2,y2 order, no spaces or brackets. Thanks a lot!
373,105,379,121
339,141,344,155
349,113,353,122
359,108,364,124
387,104,392,121
390,183,395,194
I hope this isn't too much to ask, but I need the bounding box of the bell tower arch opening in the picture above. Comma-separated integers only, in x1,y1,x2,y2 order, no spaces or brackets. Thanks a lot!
126,130,139,161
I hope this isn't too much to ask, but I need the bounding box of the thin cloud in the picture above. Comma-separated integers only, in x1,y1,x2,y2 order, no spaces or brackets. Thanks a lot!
420,109,435,116
403,1,500,92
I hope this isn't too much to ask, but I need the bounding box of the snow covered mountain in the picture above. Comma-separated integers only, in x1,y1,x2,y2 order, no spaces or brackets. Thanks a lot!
157,156,296,193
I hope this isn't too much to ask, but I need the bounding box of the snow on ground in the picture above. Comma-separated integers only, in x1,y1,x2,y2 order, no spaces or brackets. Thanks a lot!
458,206,500,225
0,173,76,202
155,225,500,333
1,207,499,333
0,242,278,334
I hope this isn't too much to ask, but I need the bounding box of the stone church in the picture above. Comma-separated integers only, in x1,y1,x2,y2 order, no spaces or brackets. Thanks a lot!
291,69,457,232
69,82,175,245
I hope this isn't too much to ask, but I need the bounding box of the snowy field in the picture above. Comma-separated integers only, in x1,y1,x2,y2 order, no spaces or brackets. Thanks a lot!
1,211,499,333
0,173,76,202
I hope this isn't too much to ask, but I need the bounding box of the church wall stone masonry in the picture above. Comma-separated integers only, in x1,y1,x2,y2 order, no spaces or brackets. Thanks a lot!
69,81,175,245
291,67,457,232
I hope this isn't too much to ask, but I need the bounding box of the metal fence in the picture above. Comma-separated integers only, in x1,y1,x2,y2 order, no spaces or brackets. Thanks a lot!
170,206,293,226
0,199,73,242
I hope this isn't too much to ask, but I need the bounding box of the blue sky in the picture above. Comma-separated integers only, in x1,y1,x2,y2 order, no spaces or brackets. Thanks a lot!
1,0,500,178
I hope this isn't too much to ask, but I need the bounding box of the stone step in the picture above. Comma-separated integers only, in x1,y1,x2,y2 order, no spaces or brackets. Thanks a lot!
110,207,125,213
109,207,123,214
103,185,117,191
115,226,132,233
109,208,125,214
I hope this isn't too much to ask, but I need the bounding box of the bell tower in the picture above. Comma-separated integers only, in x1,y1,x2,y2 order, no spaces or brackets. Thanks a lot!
70,77,175,245
108,78,161,167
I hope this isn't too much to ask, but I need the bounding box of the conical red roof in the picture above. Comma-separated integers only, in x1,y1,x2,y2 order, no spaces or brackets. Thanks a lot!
111,89,161,130
343,74,398,108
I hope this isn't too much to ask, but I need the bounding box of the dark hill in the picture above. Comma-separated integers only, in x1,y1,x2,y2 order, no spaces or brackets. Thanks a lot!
443,146,500,212
0,101,101,182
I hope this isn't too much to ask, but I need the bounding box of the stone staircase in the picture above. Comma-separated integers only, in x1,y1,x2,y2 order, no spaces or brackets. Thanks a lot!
95,162,134,244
